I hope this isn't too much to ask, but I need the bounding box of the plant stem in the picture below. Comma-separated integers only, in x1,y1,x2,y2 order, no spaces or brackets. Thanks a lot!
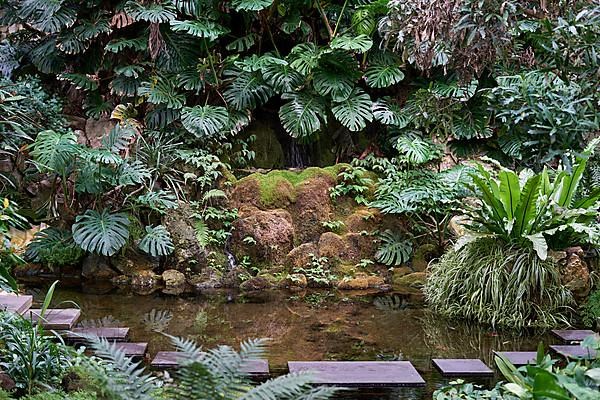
332,0,349,38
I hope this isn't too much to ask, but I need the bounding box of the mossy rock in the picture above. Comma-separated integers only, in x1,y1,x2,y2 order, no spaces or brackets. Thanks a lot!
412,243,439,272
231,165,347,209
247,121,285,169
393,272,427,289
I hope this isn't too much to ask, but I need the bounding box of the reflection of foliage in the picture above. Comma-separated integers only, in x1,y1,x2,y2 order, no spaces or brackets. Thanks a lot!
79,315,123,328
373,295,408,311
142,309,173,332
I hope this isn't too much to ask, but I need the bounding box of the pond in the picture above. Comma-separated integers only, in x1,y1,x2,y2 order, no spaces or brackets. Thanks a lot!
38,285,551,399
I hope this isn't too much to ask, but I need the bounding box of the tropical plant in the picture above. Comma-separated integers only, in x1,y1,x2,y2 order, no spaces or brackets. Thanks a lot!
426,237,574,328
371,163,473,249
24,228,84,268
0,198,28,292
374,230,412,266
82,335,338,400
485,71,599,168
581,289,600,329
459,144,600,260
138,225,174,257
0,282,74,395
294,254,336,287
72,210,130,257
329,165,373,205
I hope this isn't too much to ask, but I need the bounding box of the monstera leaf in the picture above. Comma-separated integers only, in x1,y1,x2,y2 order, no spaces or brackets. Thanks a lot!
375,230,413,266
72,210,130,256
181,105,229,138
332,88,373,131
30,130,79,174
139,225,174,256
231,0,274,11
279,91,328,139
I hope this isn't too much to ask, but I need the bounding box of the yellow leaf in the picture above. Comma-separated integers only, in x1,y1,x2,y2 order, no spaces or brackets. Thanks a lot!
2,198,8,208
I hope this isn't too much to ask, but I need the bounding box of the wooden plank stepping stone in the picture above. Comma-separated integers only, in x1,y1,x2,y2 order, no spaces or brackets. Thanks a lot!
151,352,269,376
493,351,537,366
550,345,597,360
551,330,597,343
27,308,81,330
0,294,32,315
112,342,148,358
63,327,129,342
287,361,425,387
432,359,493,376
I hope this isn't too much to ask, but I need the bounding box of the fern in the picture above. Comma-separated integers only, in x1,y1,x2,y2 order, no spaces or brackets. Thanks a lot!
24,228,80,263
181,105,229,138
332,88,373,131
72,210,130,256
194,219,210,248
279,91,328,139
84,336,157,400
139,225,174,256
375,230,413,266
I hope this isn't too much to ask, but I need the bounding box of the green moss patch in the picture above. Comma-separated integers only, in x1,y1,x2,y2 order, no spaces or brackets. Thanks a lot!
235,164,348,208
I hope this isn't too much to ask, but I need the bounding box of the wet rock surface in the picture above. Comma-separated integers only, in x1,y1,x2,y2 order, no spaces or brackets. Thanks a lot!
164,203,207,272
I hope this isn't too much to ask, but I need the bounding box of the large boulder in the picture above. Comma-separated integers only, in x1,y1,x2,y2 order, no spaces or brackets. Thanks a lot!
561,247,591,300
293,175,335,242
286,242,319,270
81,255,117,280
164,203,207,272
231,209,295,265
82,118,115,148
317,232,375,264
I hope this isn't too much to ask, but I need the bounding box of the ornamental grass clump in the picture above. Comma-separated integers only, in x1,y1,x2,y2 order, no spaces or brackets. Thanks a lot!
426,238,574,328
426,140,599,328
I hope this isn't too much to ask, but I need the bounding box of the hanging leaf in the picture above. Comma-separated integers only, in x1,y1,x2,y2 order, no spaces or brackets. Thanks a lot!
332,88,373,131
139,225,174,256
30,130,79,173
72,210,130,256
262,62,304,93
170,20,229,40
372,99,410,128
375,230,413,266
231,0,274,12
330,34,373,53
181,105,229,138
124,1,177,23
223,71,273,110
58,73,99,91
279,92,328,139
364,61,404,88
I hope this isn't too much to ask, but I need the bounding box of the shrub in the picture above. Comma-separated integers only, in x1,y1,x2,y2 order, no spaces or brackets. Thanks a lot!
426,238,574,328
581,289,600,328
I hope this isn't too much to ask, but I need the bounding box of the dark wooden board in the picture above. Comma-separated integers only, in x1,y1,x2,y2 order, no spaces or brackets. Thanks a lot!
151,352,269,375
550,345,598,360
287,361,425,387
0,295,33,315
432,359,493,376
551,330,597,344
493,351,537,366
64,327,129,342
112,342,148,358
27,308,81,330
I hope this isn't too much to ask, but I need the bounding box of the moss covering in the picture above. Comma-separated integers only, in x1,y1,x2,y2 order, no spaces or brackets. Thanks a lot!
235,164,347,208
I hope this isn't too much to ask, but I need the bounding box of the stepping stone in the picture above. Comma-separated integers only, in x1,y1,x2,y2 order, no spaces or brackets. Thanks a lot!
551,330,597,343
287,361,425,387
432,359,493,376
550,345,598,360
493,351,537,366
151,352,269,376
27,308,81,330
0,294,33,315
63,327,129,342
112,342,148,358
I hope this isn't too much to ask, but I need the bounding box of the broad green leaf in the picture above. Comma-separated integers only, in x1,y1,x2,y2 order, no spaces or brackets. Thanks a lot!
139,225,174,256
181,105,229,138
330,34,373,53
231,0,273,11
72,210,130,256
332,88,373,131
279,92,328,139
513,175,542,236
498,170,520,220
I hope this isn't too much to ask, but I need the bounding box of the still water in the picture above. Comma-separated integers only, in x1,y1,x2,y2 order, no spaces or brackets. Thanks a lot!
36,285,551,399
